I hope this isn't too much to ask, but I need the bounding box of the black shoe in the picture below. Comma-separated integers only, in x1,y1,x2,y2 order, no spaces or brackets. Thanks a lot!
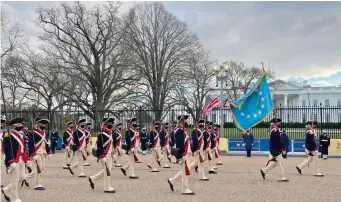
84,164,90,166
167,156,172,163
313,174,324,177
121,168,126,176
104,190,116,193
27,166,32,173
67,164,71,166
157,160,161,167
21,180,29,187
182,192,195,195
195,166,198,173
88,178,94,189
79,175,87,178
68,167,74,175
163,166,170,168
208,171,217,174
129,176,139,179
0,185,2,188
2,188,10,201
199,178,209,181
216,162,223,165
151,170,159,172
260,169,265,179
167,179,174,192
115,165,122,167
63,167,69,169
34,187,45,190
136,161,142,163
278,179,289,182
147,165,152,169
296,166,302,175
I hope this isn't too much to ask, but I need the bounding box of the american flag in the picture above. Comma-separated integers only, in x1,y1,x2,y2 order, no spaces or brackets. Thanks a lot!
202,95,219,117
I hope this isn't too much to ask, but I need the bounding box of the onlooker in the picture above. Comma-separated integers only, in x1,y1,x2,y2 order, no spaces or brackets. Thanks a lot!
243,129,254,157
50,128,59,154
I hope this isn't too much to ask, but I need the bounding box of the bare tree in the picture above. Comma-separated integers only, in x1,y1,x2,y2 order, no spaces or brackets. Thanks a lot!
173,50,216,118
37,2,140,124
123,2,201,120
1,12,22,58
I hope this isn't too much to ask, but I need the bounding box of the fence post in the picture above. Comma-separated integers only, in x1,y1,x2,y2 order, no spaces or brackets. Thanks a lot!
319,103,323,133
291,139,294,154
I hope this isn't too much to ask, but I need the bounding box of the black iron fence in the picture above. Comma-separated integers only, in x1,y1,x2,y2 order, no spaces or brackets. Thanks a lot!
2,104,341,139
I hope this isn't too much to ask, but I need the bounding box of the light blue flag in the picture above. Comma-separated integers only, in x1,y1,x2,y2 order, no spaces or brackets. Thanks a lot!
229,72,274,132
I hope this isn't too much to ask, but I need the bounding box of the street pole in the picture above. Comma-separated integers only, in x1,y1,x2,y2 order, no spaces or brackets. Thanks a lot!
220,79,224,129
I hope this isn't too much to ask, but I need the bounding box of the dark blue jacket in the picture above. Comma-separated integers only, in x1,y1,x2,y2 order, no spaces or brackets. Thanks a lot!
149,130,158,147
175,128,186,156
305,130,317,151
191,129,201,151
243,133,254,150
96,129,112,158
159,130,166,147
280,133,290,149
170,131,175,147
3,130,29,167
72,129,85,151
210,133,216,149
269,128,283,153
50,131,59,146
203,130,210,150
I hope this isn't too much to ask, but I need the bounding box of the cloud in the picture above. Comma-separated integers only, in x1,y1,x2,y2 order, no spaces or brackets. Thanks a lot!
2,1,341,81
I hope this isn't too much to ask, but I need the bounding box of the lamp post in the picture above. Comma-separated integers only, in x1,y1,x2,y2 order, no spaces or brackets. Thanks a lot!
213,64,230,128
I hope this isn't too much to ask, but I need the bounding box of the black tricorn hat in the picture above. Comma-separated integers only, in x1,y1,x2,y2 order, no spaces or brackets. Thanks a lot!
172,124,177,128
215,124,221,128
270,118,282,123
162,122,169,126
127,117,137,123
1,115,6,123
194,118,205,123
34,118,50,124
116,123,122,127
102,117,115,124
66,121,74,128
306,121,318,125
77,119,86,125
86,122,92,126
132,123,140,128
177,115,189,121
205,121,213,125
153,121,160,125
9,118,25,126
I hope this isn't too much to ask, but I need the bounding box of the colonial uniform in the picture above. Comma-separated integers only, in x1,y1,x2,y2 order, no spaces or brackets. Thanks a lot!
1,115,6,158
27,117,52,190
120,118,139,179
62,122,74,169
214,124,223,165
68,119,87,177
148,121,161,172
2,118,29,202
159,122,171,168
209,124,218,171
280,130,289,158
168,115,194,195
131,125,141,163
319,130,330,159
83,122,92,166
169,124,177,163
88,117,116,193
112,123,123,167
260,118,289,182
203,121,216,174
189,119,208,181
296,121,324,177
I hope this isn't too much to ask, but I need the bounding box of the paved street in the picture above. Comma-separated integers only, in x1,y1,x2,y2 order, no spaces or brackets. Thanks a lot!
1,152,341,202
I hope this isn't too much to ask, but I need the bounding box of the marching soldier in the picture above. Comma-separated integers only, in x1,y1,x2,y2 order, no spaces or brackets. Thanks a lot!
27,117,52,190
296,121,324,177
112,123,123,167
214,124,223,165
170,123,177,163
203,121,216,174
148,121,161,172
159,122,172,168
319,130,330,159
2,118,30,202
260,118,289,182
62,121,74,169
189,118,209,181
209,124,218,172
140,128,149,155
132,124,142,163
88,117,116,193
83,122,92,166
120,117,139,179
167,115,195,195
1,115,6,158
68,119,87,177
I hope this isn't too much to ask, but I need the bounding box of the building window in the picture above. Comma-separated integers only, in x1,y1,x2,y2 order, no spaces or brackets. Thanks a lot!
314,114,317,122
302,114,306,123
326,114,330,123
212,111,217,123
302,100,306,106
325,99,330,106
337,99,341,107
313,100,318,106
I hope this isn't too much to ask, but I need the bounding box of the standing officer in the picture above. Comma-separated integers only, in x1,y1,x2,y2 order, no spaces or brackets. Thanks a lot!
280,130,289,158
88,117,116,193
50,128,59,154
167,115,194,195
27,117,52,190
260,118,289,182
2,117,29,202
62,121,74,169
296,121,324,177
112,123,123,167
121,117,139,179
243,129,254,157
159,122,171,168
319,130,330,159
140,127,148,155
148,121,161,172
68,119,87,178
83,122,92,166
189,118,209,181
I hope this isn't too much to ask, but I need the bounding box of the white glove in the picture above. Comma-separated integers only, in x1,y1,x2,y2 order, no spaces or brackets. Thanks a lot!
10,162,17,168
101,157,107,163
32,155,39,161
48,154,52,160
182,156,187,162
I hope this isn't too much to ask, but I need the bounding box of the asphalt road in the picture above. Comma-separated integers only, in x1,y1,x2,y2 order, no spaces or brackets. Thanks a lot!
1,152,341,202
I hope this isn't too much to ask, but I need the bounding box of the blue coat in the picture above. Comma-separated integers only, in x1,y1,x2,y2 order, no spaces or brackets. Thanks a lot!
96,129,112,158
72,129,85,151
305,130,317,151
159,130,167,147
191,129,201,151
203,130,210,150
170,131,175,147
175,128,187,156
269,128,284,154
243,133,254,150
125,129,136,149
280,133,289,149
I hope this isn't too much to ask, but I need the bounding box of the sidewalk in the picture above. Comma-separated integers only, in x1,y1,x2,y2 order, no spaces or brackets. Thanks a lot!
220,151,341,158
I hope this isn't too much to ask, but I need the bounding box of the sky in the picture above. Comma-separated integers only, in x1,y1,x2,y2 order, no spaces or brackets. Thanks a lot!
2,1,341,87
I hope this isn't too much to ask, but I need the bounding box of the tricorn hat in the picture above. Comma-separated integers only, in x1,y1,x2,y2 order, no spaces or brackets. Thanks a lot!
270,118,282,123
152,121,160,125
66,121,74,128
77,119,86,125
34,118,50,124
102,117,115,124
306,121,318,125
116,123,122,127
177,115,189,121
8,118,25,126
127,117,137,123
194,118,205,123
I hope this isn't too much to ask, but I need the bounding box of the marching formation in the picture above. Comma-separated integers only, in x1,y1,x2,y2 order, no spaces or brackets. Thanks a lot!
1,114,325,201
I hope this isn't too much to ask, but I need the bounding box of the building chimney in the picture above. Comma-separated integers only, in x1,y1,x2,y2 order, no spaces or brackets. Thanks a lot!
302,80,308,87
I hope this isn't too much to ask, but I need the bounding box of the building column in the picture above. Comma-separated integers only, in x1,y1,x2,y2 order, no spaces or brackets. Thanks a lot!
284,94,288,107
